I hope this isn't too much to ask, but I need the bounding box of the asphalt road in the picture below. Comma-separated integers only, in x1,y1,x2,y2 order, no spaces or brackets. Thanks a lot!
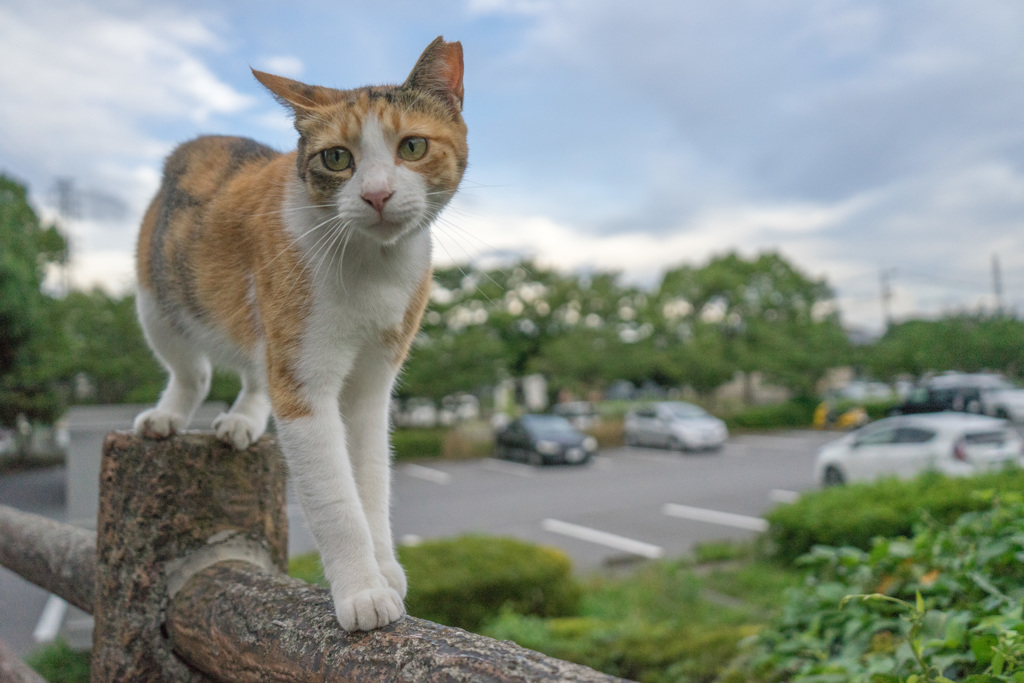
1,429,837,655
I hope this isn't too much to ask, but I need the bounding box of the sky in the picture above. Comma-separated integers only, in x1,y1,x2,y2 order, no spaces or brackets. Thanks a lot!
2,0,1023,333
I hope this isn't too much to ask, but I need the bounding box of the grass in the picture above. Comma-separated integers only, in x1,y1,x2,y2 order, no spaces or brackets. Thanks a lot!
481,552,804,682
25,640,90,683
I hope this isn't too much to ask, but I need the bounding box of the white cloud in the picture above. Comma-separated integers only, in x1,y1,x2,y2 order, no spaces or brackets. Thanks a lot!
257,55,305,78
434,196,862,287
0,1,253,279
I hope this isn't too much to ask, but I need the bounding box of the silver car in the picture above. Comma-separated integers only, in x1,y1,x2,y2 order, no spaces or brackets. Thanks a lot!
816,412,1023,486
623,401,728,452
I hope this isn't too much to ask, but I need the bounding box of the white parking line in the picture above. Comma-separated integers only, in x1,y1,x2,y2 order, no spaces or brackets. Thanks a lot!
541,519,664,559
769,489,800,504
662,504,769,532
33,595,67,643
402,464,452,485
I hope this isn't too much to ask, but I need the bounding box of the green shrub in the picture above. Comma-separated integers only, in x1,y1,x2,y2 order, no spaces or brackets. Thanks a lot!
391,427,446,461
725,399,816,431
482,558,793,682
766,469,1024,563
288,551,326,585
725,496,1024,681
26,640,90,683
862,397,901,420
399,535,580,631
485,612,751,683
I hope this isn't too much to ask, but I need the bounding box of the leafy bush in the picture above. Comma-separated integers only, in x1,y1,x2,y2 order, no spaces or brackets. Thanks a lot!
863,397,902,420
485,612,751,683
399,535,580,631
391,427,446,461
725,399,816,431
766,469,1024,563
26,639,90,683
482,557,799,682
724,495,1024,681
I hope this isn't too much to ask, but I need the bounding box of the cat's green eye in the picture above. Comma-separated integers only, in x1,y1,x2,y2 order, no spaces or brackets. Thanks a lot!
321,147,353,172
397,136,428,162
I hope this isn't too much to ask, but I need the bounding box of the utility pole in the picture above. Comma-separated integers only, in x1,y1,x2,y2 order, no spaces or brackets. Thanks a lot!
54,178,78,297
992,253,1004,316
879,267,894,331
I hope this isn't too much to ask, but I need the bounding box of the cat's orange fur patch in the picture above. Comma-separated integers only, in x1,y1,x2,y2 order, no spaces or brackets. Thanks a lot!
381,270,433,367
137,137,316,419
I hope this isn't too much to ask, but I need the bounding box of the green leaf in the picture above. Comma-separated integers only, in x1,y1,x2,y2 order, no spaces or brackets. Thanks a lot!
991,651,1005,675
971,634,998,665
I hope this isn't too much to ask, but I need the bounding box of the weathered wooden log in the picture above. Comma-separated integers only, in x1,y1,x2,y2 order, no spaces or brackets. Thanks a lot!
0,430,628,681
0,639,47,683
91,431,288,683
0,503,95,613
168,560,625,683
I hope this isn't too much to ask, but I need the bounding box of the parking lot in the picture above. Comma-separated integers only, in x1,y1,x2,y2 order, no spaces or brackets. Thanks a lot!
1,428,838,653
388,430,838,571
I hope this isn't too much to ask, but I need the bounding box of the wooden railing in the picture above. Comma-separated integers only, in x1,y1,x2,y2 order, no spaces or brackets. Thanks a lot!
0,432,623,682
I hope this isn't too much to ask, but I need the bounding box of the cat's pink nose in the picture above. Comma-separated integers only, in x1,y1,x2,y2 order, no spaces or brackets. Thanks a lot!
361,189,393,213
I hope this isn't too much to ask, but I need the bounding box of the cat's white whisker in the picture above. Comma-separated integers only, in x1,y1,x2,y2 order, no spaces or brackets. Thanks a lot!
276,214,342,298
311,220,349,293
334,223,359,295
253,211,339,276
284,216,345,299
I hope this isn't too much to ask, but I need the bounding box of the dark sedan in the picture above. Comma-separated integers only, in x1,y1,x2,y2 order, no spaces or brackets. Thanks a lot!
494,415,597,466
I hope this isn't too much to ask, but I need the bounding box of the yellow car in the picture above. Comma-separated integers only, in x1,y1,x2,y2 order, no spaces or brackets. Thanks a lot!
814,402,869,430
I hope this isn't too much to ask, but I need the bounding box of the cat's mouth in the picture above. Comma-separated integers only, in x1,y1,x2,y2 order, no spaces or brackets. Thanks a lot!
359,216,423,245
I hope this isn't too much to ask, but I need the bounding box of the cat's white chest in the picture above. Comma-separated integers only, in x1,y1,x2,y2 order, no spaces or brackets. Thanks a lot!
306,229,430,343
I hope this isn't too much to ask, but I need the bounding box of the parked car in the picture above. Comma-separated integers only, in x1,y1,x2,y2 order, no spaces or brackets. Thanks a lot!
623,401,728,452
890,373,1024,421
815,412,1023,486
494,414,597,466
813,401,869,430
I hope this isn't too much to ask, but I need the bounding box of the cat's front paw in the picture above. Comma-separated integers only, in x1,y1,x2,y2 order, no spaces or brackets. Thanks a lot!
212,413,263,450
378,559,408,600
134,408,184,439
333,586,405,632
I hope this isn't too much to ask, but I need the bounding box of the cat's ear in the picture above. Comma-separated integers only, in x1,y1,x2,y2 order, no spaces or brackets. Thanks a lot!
403,37,464,113
251,69,338,117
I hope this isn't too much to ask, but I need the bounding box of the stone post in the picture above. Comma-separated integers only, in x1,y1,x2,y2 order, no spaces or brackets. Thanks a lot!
90,432,288,682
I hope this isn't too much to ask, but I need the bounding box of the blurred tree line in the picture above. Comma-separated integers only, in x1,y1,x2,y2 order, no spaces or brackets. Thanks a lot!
2,174,1023,427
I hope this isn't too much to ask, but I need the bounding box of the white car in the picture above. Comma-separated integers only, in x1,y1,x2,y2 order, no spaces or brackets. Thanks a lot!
815,412,1023,486
624,401,728,452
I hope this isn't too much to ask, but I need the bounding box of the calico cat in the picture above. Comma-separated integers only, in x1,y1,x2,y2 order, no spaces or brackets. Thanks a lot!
133,37,467,631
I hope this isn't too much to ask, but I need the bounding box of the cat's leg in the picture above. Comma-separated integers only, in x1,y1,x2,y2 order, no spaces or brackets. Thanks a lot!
272,361,403,631
133,288,212,438
212,362,272,450
341,347,406,599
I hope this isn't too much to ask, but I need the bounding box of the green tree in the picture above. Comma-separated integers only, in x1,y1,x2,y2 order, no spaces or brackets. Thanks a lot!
53,290,166,404
864,315,1024,381
0,176,68,425
655,251,849,399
